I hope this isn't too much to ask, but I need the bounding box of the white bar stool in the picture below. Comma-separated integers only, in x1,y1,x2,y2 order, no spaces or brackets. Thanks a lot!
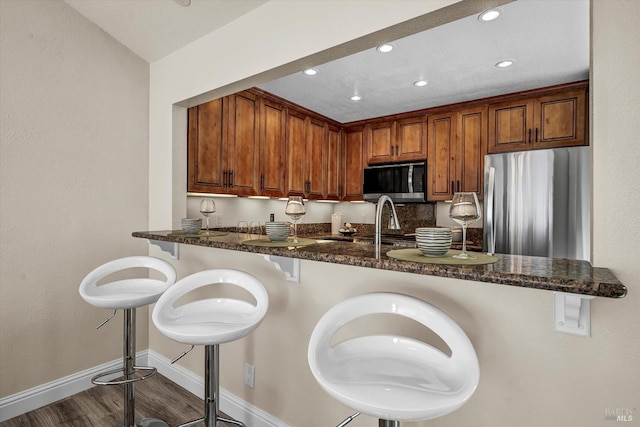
308,292,480,427
152,269,269,427
79,256,177,427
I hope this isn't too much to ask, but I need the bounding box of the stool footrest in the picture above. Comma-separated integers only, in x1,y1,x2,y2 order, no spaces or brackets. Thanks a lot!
92,365,158,386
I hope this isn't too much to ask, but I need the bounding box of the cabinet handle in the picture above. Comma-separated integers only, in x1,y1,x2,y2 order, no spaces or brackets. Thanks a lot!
535,128,539,142
451,180,454,195
528,128,532,143
457,180,461,192
395,145,399,156
390,144,394,156
229,170,234,187
260,174,264,191
339,184,343,197
223,170,227,187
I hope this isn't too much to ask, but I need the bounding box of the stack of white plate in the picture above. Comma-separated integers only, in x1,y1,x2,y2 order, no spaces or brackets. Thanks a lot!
181,218,202,234
265,221,290,241
415,227,452,257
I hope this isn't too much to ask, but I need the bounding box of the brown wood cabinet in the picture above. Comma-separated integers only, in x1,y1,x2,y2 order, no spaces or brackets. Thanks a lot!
427,106,486,201
366,116,427,164
326,125,341,201
342,127,365,201
488,86,587,153
226,91,260,196
258,98,286,197
188,98,226,193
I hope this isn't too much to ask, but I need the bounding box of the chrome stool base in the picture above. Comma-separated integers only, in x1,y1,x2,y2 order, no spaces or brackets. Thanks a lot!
379,420,400,427
116,418,169,427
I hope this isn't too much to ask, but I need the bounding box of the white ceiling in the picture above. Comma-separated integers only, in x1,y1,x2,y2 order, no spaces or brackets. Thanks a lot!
64,0,268,63
64,0,589,123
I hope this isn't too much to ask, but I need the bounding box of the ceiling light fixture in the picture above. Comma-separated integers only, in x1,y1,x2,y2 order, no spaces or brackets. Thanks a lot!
496,60,514,68
350,95,362,101
303,68,317,76
413,80,428,87
479,9,500,22
376,44,394,53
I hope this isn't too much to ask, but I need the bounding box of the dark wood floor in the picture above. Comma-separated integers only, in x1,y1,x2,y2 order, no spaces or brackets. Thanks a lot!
0,374,237,427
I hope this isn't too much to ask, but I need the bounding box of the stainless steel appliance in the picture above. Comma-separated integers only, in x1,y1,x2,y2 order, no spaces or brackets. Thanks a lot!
363,162,426,203
483,147,590,260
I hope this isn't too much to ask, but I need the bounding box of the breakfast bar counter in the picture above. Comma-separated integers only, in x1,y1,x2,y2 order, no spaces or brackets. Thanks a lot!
132,230,626,299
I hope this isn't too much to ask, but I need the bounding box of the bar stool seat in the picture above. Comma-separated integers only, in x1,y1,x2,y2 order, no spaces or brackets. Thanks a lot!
308,292,479,426
79,256,176,427
152,269,269,427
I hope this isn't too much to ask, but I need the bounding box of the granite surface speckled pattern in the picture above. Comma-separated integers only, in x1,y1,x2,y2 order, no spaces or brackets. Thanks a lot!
133,230,626,299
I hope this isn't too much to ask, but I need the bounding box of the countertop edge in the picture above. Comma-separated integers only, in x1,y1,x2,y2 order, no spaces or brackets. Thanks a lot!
132,231,627,299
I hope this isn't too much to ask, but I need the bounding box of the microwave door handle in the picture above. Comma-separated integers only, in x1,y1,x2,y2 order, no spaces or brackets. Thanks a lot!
408,165,413,193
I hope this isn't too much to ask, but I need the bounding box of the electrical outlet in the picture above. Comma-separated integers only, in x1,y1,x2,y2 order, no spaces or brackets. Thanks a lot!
216,214,223,226
244,363,255,388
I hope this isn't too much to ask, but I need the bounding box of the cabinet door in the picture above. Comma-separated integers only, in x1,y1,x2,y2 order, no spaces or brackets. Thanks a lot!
259,99,286,197
367,121,396,164
342,127,365,201
534,88,587,149
396,116,427,161
187,99,227,193
488,100,534,153
326,125,341,201
427,112,456,201
227,92,259,196
285,109,306,196
305,118,327,199
457,106,486,197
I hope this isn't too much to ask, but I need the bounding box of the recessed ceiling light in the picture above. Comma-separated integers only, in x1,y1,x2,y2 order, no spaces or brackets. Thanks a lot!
496,60,514,68
479,9,501,22
303,68,317,76
376,44,394,53
350,95,362,101
413,80,428,87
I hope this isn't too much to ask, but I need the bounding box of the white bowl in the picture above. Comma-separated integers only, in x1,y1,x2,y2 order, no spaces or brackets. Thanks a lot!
265,222,290,241
181,218,202,234
415,228,451,256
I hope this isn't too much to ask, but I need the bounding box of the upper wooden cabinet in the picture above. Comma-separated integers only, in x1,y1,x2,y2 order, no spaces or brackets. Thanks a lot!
427,106,486,201
488,84,587,153
342,127,365,201
258,98,286,197
366,116,427,164
188,98,226,193
187,92,260,196
326,125,342,201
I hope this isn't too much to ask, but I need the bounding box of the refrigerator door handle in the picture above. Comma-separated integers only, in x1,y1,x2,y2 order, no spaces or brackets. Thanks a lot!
486,167,496,255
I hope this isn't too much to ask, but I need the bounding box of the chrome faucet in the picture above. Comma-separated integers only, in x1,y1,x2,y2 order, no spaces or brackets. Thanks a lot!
375,195,401,251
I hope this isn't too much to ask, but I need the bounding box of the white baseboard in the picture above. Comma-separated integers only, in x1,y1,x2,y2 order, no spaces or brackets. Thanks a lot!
0,350,290,427
147,349,291,427
0,350,149,422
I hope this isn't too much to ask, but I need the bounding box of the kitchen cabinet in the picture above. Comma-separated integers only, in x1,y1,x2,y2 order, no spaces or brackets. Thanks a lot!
187,98,226,193
285,109,330,200
326,124,341,200
258,98,286,197
488,86,587,153
342,127,365,201
305,117,327,199
187,92,260,196
427,106,486,201
366,116,427,164
226,91,260,196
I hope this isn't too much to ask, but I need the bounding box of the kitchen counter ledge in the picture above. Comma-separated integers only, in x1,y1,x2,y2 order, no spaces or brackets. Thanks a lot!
132,230,626,299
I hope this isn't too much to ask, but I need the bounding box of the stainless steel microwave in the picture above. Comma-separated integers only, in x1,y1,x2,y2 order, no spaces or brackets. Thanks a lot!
363,162,426,203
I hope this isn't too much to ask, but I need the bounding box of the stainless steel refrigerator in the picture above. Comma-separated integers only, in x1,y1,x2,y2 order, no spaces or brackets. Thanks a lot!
483,147,590,260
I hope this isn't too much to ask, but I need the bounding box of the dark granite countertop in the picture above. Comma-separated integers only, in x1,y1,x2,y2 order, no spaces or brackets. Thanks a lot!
132,230,626,299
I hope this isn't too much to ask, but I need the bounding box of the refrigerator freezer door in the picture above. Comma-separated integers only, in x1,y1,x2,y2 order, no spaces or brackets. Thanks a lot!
483,147,590,260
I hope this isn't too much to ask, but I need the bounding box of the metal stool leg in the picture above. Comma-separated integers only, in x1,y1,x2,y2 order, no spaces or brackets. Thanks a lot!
379,420,400,427
113,308,168,427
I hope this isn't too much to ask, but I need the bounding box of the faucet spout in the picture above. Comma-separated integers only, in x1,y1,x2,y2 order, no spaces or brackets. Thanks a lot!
375,195,401,250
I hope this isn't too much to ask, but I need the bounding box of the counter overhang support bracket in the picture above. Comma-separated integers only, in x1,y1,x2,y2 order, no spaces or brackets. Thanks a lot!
148,239,179,260
263,255,300,283
553,292,594,337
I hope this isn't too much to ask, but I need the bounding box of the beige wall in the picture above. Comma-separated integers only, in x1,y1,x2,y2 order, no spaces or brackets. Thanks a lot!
148,1,640,426
0,0,150,396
